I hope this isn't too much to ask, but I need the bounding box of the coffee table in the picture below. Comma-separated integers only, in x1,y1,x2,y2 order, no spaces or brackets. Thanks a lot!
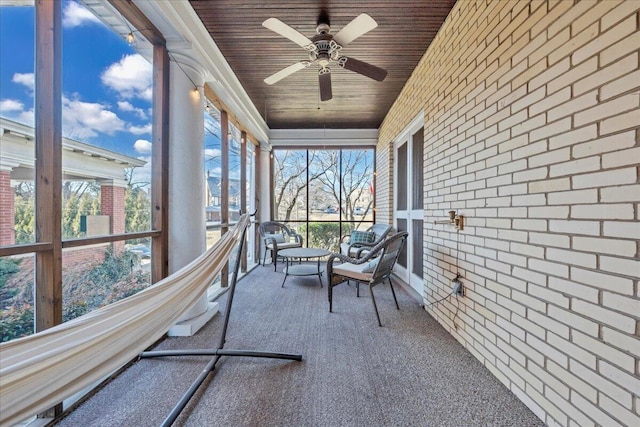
279,247,331,287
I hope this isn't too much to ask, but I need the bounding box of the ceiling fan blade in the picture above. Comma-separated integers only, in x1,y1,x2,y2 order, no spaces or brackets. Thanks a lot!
263,18,314,49
333,13,377,46
338,57,387,81
264,62,310,85
319,70,332,101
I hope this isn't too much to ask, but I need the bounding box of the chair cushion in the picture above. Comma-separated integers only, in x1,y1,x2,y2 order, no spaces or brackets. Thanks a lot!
333,262,373,282
361,257,379,273
340,243,370,257
349,230,376,245
266,241,300,250
371,223,391,239
265,233,286,243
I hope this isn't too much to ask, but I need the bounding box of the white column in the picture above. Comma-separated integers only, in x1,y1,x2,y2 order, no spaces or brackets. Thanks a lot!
258,147,272,262
167,54,217,336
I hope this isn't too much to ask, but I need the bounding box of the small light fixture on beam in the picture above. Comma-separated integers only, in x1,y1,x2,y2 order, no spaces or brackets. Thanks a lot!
126,32,135,45
192,86,201,100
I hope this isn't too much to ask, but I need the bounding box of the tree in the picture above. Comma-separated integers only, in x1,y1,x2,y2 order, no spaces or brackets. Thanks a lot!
62,193,80,239
311,149,374,226
14,193,35,244
337,150,374,223
125,187,151,233
273,150,330,222
61,182,101,239
272,149,374,251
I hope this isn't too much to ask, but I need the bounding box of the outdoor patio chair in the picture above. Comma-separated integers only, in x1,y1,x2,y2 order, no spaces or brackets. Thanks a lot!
258,221,304,271
327,231,408,326
340,223,392,258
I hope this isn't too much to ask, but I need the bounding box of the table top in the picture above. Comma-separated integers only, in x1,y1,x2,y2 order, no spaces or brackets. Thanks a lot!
279,247,331,259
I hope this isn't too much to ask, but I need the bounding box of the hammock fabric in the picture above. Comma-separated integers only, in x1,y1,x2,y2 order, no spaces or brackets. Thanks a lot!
0,215,249,426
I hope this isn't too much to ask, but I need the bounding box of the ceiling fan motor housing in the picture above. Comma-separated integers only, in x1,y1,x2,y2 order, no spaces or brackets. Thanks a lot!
309,34,341,66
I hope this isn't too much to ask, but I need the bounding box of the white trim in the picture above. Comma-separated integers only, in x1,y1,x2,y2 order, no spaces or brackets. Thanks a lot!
270,128,378,147
1,118,145,167
132,0,269,145
392,111,425,296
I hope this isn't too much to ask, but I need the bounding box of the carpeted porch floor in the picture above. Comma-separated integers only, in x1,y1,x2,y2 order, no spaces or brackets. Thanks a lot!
55,264,543,427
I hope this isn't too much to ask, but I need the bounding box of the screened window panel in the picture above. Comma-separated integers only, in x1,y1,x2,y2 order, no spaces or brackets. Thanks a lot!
273,150,308,223
340,149,374,223
61,7,153,237
397,218,407,268
397,144,407,210
412,219,423,277
412,128,424,210
308,150,339,221
204,105,222,249
272,148,375,250
62,239,151,323
1,4,36,246
228,124,242,223
0,254,35,342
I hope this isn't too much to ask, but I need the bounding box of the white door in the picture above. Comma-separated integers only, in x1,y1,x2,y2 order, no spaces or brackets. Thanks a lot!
394,115,424,296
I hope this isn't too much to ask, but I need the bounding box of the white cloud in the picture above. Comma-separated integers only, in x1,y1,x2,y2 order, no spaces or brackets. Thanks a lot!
117,100,147,119
63,1,102,28
62,96,126,139
12,73,34,91
101,54,152,101
0,99,24,112
140,87,152,102
130,156,152,186
0,97,34,126
17,109,35,127
133,139,152,154
204,148,221,158
118,100,135,111
127,123,152,135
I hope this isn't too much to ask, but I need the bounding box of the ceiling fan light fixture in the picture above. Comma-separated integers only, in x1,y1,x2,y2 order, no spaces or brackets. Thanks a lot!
262,12,387,100
316,23,331,35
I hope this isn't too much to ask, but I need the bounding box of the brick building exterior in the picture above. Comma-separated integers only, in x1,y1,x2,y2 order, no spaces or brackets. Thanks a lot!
378,1,639,426
0,118,145,248
0,170,14,246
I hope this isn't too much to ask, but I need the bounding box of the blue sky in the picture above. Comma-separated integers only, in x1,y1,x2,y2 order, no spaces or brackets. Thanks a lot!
0,1,153,161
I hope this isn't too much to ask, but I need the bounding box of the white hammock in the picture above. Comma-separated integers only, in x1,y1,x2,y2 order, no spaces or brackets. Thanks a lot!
0,215,249,426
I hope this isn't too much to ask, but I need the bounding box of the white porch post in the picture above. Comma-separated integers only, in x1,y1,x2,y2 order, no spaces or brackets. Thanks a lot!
167,54,217,336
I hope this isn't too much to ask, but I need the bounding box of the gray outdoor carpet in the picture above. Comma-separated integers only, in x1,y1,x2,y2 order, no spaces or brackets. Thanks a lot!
56,264,543,427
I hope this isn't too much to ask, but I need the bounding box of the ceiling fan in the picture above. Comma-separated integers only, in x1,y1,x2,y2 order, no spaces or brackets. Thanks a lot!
262,12,388,101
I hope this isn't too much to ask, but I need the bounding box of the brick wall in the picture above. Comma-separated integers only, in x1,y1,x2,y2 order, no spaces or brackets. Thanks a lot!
0,170,15,246
378,1,639,426
101,184,126,254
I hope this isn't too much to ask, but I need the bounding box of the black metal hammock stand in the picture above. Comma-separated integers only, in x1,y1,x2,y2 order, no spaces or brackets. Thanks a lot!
139,213,302,426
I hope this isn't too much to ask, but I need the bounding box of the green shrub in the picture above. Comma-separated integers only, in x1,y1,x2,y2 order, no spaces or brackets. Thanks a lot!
1,249,151,341
299,222,354,252
0,304,33,342
0,258,22,309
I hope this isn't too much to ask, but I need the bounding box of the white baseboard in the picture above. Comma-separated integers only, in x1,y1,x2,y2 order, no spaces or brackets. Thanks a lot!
168,301,219,336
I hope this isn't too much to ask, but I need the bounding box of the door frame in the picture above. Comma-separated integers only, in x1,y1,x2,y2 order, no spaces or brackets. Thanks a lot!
393,112,424,295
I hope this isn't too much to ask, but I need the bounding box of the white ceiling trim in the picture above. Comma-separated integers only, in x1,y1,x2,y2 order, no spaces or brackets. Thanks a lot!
269,129,378,147
133,0,269,145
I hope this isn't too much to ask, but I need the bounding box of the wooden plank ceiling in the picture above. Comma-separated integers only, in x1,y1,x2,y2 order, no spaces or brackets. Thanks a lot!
189,0,456,129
